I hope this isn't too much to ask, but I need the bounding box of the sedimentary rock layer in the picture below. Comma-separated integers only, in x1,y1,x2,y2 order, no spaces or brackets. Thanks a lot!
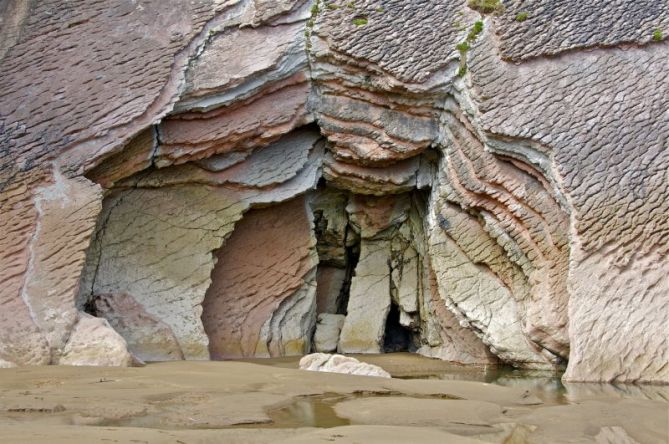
0,0,666,383
202,196,318,359
78,186,248,360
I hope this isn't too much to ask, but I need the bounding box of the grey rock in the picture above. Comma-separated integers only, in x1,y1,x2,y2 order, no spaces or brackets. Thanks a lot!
314,314,346,353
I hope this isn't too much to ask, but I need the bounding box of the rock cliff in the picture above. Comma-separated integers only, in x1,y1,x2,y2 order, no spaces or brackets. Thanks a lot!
0,0,667,383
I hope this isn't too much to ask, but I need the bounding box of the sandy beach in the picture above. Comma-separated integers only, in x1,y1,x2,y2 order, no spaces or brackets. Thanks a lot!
0,354,666,443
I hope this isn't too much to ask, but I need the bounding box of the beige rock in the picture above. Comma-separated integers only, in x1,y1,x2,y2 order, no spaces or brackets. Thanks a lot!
426,198,552,368
469,32,669,380
0,0,258,368
417,262,498,365
79,186,248,360
338,240,391,354
85,127,156,188
346,194,411,239
314,314,346,353
1,0,235,179
1,0,667,384
316,95,438,165
0,169,102,366
564,248,669,383
0,171,52,366
390,245,419,320
299,353,391,378
493,0,669,61
247,0,308,25
22,172,102,362
58,313,133,367
196,150,250,172
201,127,320,188
436,105,570,362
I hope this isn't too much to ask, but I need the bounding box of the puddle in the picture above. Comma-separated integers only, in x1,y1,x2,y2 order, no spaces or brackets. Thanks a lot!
91,393,353,430
242,353,669,406
399,365,568,405
260,394,351,429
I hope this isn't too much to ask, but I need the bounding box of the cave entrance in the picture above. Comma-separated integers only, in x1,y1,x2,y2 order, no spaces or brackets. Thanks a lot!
383,302,415,353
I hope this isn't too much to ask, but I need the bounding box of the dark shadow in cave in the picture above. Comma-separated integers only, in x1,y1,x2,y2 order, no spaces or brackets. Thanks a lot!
383,303,414,353
336,239,359,315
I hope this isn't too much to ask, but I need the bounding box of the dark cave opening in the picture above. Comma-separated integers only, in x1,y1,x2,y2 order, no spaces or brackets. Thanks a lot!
336,240,360,315
383,303,414,353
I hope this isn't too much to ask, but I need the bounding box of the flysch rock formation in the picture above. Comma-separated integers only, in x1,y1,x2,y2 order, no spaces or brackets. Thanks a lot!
0,0,666,383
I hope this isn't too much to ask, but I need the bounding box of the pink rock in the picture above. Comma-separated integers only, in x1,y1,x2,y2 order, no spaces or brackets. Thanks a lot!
202,196,318,358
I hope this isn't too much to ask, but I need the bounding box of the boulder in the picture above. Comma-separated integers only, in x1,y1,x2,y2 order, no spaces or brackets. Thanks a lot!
58,313,133,367
299,353,391,378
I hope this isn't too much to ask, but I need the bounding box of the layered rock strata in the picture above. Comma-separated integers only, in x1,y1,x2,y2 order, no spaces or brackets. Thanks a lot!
0,0,666,383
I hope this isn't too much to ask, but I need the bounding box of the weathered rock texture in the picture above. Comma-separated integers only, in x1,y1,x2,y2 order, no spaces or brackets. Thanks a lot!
202,196,318,359
78,186,248,360
313,313,346,353
0,0,666,383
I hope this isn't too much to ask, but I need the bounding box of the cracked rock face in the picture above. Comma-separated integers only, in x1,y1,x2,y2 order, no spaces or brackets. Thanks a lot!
0,0,666,383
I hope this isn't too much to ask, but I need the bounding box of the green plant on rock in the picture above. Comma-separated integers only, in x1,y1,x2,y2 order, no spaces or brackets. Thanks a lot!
456,20,485,77
467,20,484,40
305,0,321,51
467,0,504,15
515,11,529,22
456,41,470,52
653,28,663,41
352,17,368,26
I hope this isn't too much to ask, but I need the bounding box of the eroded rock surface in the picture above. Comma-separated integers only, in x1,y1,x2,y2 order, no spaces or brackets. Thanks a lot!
78,186,248,360
0,0,667,383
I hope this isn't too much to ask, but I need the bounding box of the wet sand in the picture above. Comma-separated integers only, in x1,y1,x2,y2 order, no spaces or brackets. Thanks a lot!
0,354,667,443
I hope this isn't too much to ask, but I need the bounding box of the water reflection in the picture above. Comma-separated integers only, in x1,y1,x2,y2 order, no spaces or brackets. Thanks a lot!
265,394,351,428
243,353,669,406
562,381,669,403
399,364,669,404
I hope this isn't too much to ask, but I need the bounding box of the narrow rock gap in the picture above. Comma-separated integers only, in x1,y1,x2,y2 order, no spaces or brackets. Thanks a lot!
336,232,360,316
383,302,414,353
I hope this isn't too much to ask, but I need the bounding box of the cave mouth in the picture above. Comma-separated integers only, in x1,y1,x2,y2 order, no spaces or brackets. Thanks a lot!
383,302,415,353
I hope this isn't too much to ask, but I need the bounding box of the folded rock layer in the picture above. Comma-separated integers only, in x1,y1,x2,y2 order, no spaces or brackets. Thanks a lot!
0,0,666,383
